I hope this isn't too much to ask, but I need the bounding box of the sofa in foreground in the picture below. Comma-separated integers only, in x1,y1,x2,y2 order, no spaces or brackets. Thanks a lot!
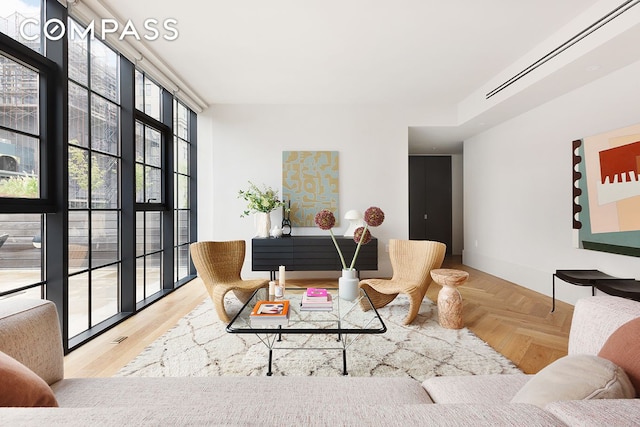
1,294,639,426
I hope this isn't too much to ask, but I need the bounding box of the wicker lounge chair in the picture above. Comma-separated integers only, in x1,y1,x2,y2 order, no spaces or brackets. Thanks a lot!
359,239,446,324
190,240,269,322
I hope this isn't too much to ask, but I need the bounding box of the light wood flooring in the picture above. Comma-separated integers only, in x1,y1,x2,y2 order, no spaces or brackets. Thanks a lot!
64,256,573,377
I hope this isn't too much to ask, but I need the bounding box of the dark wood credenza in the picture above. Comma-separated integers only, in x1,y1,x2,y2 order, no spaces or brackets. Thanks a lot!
252,236,378,279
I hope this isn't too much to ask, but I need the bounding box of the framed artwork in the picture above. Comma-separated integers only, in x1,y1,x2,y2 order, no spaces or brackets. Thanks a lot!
282,151,339,227
574,123,640,257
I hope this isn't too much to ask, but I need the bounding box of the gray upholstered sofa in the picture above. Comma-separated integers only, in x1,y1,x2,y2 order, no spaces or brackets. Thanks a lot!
1,294,639,426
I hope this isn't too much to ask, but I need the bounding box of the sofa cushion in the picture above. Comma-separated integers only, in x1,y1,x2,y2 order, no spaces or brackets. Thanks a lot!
511,354,635,408
422,374,531,404
53,376,434,407
598,317,640,397
0,351,58,407
0,403,565,426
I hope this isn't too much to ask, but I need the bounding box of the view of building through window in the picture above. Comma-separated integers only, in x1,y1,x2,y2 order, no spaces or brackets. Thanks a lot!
0,0,41,53
0,53,40,199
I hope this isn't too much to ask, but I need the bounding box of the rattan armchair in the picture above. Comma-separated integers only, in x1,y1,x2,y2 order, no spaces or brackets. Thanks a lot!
359,239,446,324
190,240,269,322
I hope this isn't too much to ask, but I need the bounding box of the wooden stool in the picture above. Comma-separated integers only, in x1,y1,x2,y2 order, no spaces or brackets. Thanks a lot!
430,268,469,329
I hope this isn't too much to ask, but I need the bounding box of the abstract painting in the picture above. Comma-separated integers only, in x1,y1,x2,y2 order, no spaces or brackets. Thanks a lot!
575,123,640,257
282,151,339,227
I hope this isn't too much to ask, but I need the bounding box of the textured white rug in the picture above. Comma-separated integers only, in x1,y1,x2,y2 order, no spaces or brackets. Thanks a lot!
116,295,521,380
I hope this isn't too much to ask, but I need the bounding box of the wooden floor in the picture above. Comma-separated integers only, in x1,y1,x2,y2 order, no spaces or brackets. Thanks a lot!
64,256,574,377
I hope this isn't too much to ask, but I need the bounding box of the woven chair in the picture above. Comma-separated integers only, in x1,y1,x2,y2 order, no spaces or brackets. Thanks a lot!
190,240,269,323
359,239,446,324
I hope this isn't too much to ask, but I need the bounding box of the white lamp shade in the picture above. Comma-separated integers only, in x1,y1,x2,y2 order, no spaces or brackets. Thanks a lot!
344,210,363,237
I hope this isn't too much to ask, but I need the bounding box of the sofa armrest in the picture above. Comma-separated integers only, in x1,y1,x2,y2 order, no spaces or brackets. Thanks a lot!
568,295,640,356
0,298,64,385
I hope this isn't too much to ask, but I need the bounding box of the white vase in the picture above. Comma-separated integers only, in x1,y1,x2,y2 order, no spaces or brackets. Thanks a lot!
339,269,360,301
255,212,271,238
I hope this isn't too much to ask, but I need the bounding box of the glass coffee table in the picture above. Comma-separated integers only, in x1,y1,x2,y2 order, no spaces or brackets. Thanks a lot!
226,287,386,376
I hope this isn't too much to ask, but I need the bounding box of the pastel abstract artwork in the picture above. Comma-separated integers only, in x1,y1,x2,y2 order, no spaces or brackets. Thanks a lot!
597,141,640,208
576,123,640,257
282,151,339,227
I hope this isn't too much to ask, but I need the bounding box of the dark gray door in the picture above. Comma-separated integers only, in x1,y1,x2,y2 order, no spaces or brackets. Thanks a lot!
409,156,452,254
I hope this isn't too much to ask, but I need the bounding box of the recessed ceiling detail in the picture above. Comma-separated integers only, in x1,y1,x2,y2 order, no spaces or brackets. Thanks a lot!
486,0,640,99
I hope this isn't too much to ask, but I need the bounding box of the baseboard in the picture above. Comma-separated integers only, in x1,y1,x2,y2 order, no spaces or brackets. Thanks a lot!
462,250,589,306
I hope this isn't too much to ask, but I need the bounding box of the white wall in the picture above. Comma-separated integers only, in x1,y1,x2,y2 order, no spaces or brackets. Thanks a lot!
463,59,640,305
198,104,423,279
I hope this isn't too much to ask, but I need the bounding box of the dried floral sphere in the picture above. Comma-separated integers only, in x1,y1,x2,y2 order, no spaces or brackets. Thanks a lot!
353,227,372,245
364,206,384,227
314,209,336,230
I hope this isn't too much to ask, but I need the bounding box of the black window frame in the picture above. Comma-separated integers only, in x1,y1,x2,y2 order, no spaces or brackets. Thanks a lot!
134,109,170,211
0,31,58,214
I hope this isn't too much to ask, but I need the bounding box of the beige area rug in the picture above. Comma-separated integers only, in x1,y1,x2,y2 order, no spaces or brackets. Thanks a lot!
116,295,521,380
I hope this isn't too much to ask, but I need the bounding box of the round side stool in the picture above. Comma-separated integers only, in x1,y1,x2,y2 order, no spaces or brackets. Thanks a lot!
430,268,469,329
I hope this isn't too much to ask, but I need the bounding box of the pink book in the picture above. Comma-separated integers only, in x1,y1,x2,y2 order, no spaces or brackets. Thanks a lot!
307,288,327,298
306,288,328,298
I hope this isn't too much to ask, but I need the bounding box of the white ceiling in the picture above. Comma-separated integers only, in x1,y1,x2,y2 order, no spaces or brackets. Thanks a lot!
87,0,640,152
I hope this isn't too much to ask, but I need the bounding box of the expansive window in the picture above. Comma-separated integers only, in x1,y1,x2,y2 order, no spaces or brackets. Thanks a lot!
134,70,166,304
0,1,197,353
67,19,121,339
135,119,164,302
0,50,45,296
0,8,52,301
174,100,193,282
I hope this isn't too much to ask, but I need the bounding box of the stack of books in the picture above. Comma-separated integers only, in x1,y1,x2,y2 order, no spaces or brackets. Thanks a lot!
250,300,290,327
300,288,333,311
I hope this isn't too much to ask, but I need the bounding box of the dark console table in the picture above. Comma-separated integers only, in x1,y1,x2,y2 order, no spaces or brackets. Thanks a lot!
551,269,631,312
594,279,640,302
252,236,378,279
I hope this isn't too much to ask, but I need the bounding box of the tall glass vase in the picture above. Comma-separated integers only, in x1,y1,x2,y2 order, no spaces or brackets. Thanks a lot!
339,269,360,301
255,212,271,238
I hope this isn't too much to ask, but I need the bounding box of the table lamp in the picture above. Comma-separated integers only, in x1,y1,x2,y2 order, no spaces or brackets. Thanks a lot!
344,210,363,237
